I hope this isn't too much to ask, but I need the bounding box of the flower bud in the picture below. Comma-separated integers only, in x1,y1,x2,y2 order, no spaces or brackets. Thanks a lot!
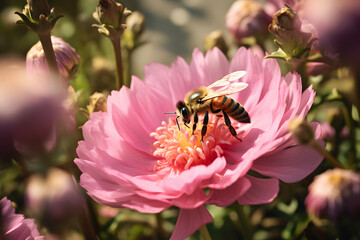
226,0,271,41
305,169,360,220
122,11,145,50
26,36,80,81
204,30,228,56
25,168,85,232
87,92,108,113
269,5,301,43
27,0,50,21
267,5,318,70
288,117,315,145
94,0,131,29
0,58,67,157
126,11,145,37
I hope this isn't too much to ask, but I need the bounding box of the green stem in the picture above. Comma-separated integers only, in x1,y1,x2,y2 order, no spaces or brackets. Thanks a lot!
123,48,132,88
234,204,253,240
111,36,124,90
155,212,165,239
38,32,59,74
310,140,345,169
79,200,98,240
199,224,212,240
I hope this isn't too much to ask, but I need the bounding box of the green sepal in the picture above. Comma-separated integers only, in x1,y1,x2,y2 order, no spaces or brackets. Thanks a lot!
14,11,38,31
265,48,290,61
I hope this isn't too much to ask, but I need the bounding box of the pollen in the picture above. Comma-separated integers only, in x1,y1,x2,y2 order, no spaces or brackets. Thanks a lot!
150,115,244,177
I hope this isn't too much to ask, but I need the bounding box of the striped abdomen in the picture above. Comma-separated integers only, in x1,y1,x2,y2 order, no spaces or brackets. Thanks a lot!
211,95,250,123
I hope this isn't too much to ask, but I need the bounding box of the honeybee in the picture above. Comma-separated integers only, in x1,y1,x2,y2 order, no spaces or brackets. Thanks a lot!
174,71,250,141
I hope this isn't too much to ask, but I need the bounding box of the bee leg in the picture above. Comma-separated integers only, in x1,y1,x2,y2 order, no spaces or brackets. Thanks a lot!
222,110,242,141
192,112,198,135
175,116,180,130
201,111,209,142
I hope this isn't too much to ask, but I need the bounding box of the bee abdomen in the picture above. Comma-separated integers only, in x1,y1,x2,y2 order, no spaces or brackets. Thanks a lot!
213,96,250,123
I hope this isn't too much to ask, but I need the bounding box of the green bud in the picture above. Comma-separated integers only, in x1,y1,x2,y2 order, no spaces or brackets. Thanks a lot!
288,117,315,145
204,30,228,56
95,0,131,29
126,11,145,37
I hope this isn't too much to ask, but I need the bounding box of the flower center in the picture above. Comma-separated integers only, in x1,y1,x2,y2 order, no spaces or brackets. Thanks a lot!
150,115,244,177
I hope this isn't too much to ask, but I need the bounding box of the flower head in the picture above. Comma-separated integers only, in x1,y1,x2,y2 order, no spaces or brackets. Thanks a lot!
25,168,85,230
26,36,80,81
0,59,68,159
226,0,271,41
0,197,43,239
302,0,360,69
267,5,318,70
75,47,323,239
204,30,228,56
306,169,360,220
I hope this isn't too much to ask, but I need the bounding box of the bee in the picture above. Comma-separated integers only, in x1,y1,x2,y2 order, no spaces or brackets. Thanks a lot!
174,71,250,141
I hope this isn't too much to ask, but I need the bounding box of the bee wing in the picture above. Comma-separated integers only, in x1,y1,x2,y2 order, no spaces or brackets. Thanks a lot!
206,71,247,89
201,71,248,101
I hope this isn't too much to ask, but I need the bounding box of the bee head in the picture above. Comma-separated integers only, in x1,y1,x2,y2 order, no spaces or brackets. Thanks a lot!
176,101,191,124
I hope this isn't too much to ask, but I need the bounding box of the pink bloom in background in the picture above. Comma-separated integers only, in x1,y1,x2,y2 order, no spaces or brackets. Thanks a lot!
306,169,360,220
0,197,43,240
25,168,85,229
226,0,271,41
26,36,80,80
302,0,360,69
0,59,68,159
75,47,323,239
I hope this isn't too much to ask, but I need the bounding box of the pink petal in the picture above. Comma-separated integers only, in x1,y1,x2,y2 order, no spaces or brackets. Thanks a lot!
190,49,207,86
204,48,229,85
143,62,171,93
251,142,324,183
129,156,227,197
237,175,279,204
207,176,251,207
170,206,213,240
168,56,194,101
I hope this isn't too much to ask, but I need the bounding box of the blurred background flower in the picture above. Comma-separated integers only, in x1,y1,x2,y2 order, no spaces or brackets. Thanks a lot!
306,168,360,220
226,0,271,43
25,168,85,233
0,197,43,239
0,59,69,161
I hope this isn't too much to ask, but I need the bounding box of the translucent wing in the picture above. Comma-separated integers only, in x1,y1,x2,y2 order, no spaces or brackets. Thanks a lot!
201,71,248,101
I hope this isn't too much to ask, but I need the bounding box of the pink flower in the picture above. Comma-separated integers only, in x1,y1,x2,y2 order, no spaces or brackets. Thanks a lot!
226,0,271,41
26,36,80,80
75,47,323,239
0,59,68,159
302,0,360,69
25,168,85,229
0,197,43,240
306,169,360,220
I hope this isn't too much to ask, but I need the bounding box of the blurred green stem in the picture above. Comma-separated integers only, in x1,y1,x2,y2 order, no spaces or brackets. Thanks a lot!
38,32,59,74
310,140,345,169
155,212,166,239
111,36,124,90
79,200,98,240
199,224,211,240
123,48,132,88
234,204,253,240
